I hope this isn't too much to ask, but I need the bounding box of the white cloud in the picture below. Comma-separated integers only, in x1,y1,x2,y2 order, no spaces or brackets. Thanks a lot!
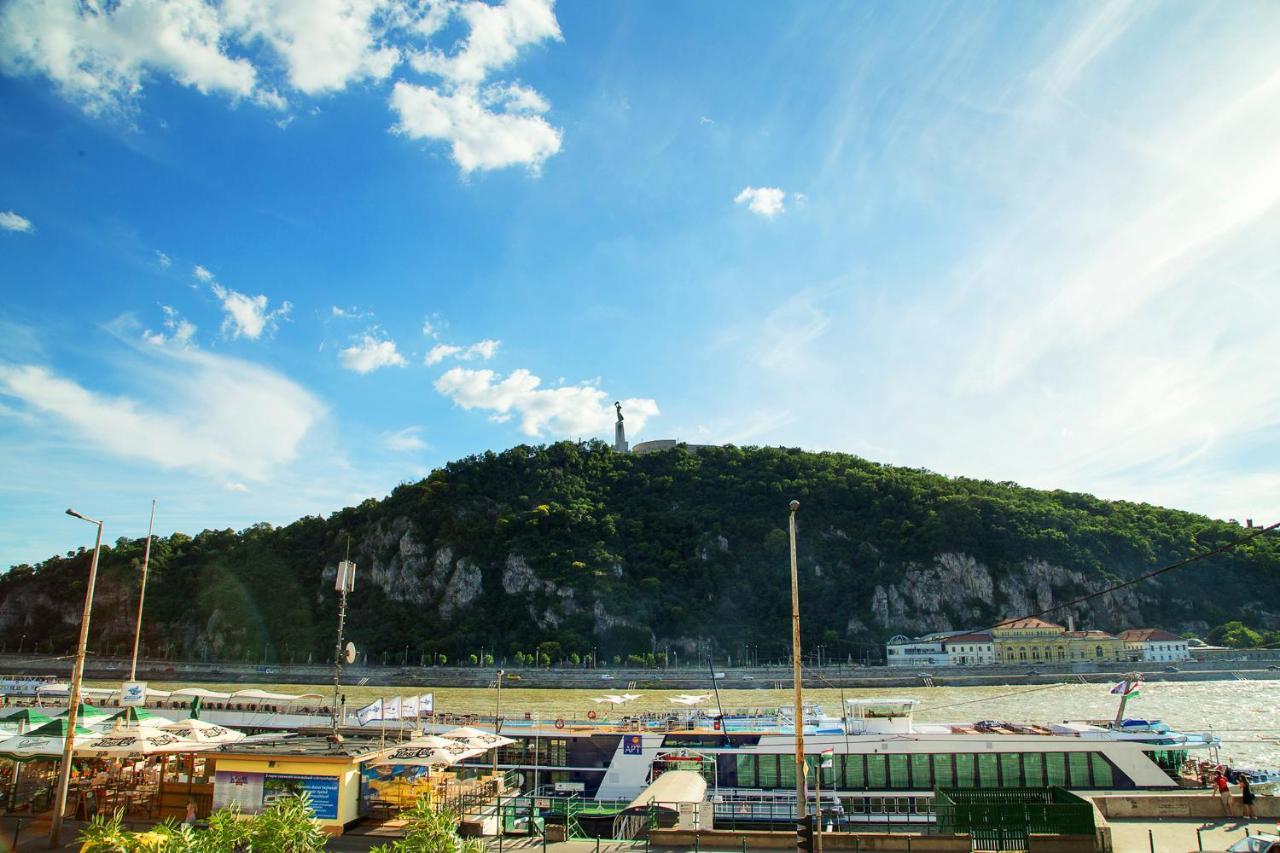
391,81,561,174
331,305,371,319
0,348,324,482
407,0,560,86
0,0,256,115
734,186,787,217
383,425,427,452
424,338,499,365
434,366,659,438
142,305,197,348
421,318,437,338
391,0,562,174
193,264,215,282
224,481,249,492
0,211,34,233
339,332,406,373
221,0,399,95
211,283,291,340
154,250,171,268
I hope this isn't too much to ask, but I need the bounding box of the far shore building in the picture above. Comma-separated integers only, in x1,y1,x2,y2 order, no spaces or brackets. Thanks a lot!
1119,629,1190,662
884,632,955,667
943,632,994,666
991,617,1125,665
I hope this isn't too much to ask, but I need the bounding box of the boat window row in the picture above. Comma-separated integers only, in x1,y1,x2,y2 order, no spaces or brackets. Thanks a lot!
496,738,569,767
728,751,1123,790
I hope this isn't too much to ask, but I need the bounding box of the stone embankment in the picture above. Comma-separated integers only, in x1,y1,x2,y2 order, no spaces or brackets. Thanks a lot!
1,653,1277,689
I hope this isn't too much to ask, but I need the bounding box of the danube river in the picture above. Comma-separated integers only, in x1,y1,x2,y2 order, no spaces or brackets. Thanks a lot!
119,678,1280,770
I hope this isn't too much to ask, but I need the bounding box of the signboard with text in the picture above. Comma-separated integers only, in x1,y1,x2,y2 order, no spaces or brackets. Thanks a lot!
120,682,147,707
213,771,339,820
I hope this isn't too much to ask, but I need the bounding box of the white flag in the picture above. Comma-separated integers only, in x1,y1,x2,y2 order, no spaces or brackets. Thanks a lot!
384,696,402,721
356,699,383,726
419,693,434,715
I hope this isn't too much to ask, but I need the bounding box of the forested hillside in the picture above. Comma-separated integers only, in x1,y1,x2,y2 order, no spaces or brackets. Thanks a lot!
2,442,1277,666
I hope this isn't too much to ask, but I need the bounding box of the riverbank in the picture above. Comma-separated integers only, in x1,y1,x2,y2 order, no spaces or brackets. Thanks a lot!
2,653,1277,690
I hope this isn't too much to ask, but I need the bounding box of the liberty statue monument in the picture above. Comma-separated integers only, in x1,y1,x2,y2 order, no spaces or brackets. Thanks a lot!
614,401,628,452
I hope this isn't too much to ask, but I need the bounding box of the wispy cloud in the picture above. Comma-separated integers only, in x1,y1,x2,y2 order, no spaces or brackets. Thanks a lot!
142,306,197,348
0,345,325,482
212,283,291,340
0,211,33,233
383,425,428,452
424,338,499,365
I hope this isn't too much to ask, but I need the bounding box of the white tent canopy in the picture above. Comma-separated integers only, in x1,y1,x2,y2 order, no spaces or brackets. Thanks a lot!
229,689,323,703
169,688,232,700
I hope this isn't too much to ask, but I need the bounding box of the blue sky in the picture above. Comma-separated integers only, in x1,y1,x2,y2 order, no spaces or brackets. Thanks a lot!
2,1,1280,566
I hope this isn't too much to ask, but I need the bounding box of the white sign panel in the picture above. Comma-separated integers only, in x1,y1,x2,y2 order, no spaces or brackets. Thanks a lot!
120,681,147,707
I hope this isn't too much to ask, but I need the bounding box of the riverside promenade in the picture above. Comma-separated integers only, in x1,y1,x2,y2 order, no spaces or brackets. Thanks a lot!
2,653,1278,691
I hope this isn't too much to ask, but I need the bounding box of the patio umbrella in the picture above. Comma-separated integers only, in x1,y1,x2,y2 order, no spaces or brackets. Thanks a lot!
81,725,208,756
0,708,52,731
377,743,485,767
0,718,97,761
54,703,112,724
101,707,169,728
401,734,464,749
158,718,245,745
440,727,516,749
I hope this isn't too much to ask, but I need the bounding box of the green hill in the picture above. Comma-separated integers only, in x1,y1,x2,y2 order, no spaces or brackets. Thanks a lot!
2,442,1276,665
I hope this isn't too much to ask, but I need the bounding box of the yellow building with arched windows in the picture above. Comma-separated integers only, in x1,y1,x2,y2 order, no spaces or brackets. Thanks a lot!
991,617,1125,665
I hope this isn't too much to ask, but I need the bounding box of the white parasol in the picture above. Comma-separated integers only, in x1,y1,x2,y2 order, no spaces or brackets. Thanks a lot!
377,743,485,767
440,726,516,749
81,725,208,756
158,718,245,745
669,694,711,706
0,719,97,761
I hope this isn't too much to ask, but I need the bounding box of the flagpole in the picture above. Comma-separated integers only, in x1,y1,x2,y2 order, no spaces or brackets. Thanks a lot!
814,760,823,853
129,499,156,682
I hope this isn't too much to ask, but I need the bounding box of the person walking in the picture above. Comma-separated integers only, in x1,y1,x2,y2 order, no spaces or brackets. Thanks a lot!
1214,771,1233,817
1241,775,1256,819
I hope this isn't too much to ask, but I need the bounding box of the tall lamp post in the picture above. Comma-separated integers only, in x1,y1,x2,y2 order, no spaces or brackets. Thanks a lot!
493,669,505,778
788,499,806,826
128,499,156,681
50,508,104,848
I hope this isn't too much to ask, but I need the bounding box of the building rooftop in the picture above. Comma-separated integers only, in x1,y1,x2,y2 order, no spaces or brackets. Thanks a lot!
1118,629,1183,642
945,632,993,643
993,617,1063,630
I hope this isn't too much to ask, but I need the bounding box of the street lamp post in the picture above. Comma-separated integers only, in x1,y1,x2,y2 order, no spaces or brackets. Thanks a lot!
50,508,104,848
128,499,157,682
788,499,806,826
493,669,505,778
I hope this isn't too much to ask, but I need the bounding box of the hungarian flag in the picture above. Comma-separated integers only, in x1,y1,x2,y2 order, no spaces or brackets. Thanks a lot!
1109,680,1141,697
820,748,834,769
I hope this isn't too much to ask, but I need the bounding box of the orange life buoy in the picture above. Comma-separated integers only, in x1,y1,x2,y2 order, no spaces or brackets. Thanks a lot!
587,710,597,720
713,719,721,731
555,718,565,729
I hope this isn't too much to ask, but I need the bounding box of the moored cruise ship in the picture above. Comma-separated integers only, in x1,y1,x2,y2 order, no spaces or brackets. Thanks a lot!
454,698,1213,803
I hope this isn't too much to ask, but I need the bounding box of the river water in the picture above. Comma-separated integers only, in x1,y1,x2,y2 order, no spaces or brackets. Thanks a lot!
117,678,1280,771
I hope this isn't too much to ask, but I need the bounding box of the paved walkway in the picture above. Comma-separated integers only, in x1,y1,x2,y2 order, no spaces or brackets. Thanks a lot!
1108,817,1279,852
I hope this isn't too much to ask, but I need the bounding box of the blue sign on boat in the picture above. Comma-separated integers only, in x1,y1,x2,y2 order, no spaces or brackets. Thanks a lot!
623,735,643,755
